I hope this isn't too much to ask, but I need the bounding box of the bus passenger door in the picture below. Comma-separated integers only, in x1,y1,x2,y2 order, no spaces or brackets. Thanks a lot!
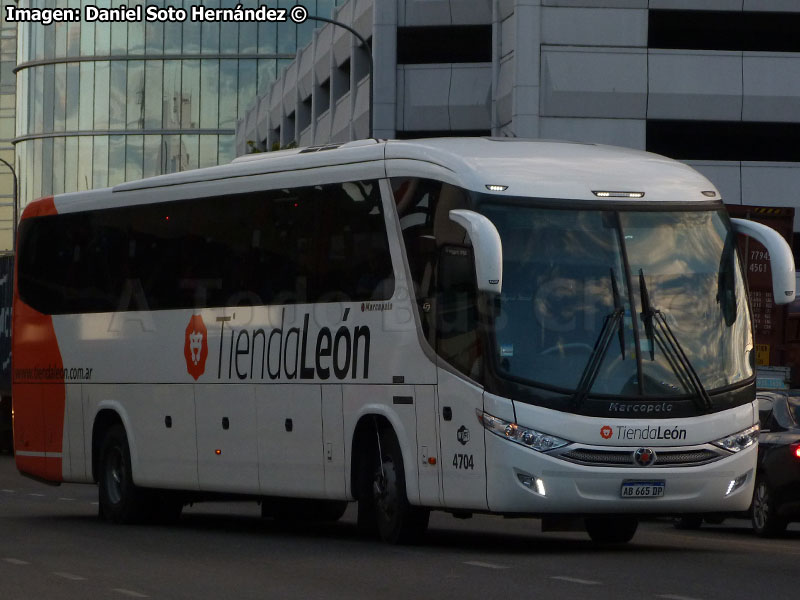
437,369,487,510
433,231,487,509
195,384,259,493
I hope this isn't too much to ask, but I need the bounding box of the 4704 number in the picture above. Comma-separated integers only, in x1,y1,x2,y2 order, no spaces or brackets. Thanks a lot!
452,453,474,470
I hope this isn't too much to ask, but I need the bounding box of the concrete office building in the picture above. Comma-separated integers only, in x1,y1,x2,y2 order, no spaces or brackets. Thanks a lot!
236,0,800,231
12,0,343,211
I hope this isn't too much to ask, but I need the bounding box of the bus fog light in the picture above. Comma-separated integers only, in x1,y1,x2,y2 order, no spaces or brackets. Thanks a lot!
725,472,748,496
517,473,546,496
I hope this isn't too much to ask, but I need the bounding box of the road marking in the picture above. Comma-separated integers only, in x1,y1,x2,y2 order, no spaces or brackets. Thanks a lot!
1,489,15,493
551,576,602,585
58,497,75,501
464,561,509,570
657,595,704,600
53,572,87,581
113,589,149,598
90,501,99,506
3,558,30,565
28,493,45,497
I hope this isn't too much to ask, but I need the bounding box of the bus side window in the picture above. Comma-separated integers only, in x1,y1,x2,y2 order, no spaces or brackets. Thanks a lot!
18,179,394,316
433,185,481,380
393,178,438,298
313,180,394,303
392,178,481,380
393,177,440,343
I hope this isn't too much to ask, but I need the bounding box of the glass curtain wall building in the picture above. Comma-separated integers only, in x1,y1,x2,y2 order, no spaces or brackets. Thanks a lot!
14,0,339,209
0,1,17,252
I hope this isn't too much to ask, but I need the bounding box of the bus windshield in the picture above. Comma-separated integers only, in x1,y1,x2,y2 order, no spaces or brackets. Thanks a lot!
479,201,753,399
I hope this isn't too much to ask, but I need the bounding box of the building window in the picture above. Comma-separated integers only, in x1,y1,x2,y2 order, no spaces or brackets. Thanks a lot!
646,120,800,162
397,26,492,64
649,10,800,52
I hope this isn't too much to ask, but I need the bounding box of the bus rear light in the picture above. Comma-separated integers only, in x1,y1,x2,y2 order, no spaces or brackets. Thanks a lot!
793,444,800,459
478,410,570,452
215,449,222,455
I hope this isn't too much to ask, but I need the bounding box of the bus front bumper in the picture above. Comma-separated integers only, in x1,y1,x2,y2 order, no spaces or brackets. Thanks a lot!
485,432,756,515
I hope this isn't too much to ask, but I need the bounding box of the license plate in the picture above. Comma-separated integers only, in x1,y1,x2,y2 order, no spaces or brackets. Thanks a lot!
620,480,665,498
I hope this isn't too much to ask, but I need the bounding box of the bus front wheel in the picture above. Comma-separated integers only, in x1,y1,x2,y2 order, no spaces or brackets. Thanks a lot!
98,425,151,524
359,428,429,544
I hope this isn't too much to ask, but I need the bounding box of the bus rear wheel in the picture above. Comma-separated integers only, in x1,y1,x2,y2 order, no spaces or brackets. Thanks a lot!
98,425,151,524
359,428,429,544
585,516,638,544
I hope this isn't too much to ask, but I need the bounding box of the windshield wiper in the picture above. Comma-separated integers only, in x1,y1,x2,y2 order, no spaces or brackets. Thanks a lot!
573,270,626,408
638,269,713,410
610,268,626,360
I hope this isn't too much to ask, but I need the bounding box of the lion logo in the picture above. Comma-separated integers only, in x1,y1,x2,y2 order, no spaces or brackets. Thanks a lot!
184,315,208,380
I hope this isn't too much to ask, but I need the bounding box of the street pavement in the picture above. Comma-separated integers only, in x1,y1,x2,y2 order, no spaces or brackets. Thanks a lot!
0,454,797,600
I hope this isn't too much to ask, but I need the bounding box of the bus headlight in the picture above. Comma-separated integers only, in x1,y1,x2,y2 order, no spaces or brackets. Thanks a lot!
477,410,570,452
712,424,759,453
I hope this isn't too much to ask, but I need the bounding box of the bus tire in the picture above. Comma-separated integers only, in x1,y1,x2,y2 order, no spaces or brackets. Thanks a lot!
751,478,787,537
368,429,429,544
585,516,638,544
98,425,151,524
356,449,379,537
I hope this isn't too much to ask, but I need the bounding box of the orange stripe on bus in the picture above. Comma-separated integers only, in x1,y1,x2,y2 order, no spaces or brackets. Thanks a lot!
15,454,63,482
13,195,65,483
19,196,56,220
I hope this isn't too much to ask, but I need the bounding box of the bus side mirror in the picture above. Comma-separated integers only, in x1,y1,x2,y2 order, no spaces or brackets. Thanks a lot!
731,217,796,304
449,209,502,294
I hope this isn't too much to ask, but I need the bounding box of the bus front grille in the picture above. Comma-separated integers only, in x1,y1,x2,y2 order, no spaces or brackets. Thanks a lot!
557,447,723,467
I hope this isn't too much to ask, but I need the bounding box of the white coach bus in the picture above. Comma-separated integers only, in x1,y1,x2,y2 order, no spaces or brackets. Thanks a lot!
12,138,795,544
